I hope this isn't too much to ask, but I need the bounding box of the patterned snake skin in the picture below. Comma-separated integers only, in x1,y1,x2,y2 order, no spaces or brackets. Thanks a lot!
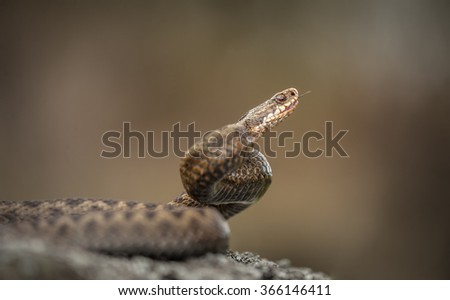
0,88,301,259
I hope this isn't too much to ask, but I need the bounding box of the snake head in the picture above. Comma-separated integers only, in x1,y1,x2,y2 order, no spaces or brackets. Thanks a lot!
239,88,301,136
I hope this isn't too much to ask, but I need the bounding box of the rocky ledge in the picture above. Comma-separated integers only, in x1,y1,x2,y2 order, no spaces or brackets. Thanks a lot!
0,238,329,279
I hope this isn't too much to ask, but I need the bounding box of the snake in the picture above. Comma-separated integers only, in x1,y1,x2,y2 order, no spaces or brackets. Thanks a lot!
0,88,301,259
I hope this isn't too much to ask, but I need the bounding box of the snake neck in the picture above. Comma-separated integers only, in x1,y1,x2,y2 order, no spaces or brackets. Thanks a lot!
168,192,252,220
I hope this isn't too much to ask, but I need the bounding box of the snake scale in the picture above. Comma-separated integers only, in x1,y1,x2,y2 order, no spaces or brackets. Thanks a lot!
0,88,301,259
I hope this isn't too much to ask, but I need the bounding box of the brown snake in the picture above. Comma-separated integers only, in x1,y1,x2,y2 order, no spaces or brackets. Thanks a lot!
0,88,301,259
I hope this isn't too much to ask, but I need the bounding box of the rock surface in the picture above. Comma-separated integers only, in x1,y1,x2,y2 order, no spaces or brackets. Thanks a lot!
0,238,329,279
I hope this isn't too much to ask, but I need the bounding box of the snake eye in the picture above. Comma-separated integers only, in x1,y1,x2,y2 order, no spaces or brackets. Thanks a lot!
275,93,286,103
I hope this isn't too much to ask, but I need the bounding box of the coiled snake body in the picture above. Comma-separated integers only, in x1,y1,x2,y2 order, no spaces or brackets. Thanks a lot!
0,88,301,259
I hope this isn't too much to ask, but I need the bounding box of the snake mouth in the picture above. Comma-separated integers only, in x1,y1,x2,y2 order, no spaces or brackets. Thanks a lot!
261,98,299,128
279,98,299,117
285,99,299,113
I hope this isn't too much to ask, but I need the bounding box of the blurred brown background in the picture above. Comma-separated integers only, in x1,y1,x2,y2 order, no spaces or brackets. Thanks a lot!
1,0,449,279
